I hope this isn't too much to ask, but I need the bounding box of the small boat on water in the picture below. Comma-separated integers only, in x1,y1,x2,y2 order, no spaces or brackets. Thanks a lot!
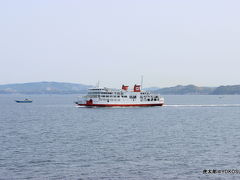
15,99,33,103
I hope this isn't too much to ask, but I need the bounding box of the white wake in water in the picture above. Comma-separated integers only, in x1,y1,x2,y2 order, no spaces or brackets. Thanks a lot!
164,104,240,107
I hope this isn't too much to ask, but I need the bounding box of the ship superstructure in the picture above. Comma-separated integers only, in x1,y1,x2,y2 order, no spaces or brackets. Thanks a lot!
75,84,164,107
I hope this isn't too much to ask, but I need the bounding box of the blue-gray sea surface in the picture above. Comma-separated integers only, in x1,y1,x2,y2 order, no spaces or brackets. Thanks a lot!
0,95,240,180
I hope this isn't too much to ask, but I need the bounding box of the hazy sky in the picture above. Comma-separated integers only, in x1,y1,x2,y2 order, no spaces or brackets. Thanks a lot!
1,0,240,88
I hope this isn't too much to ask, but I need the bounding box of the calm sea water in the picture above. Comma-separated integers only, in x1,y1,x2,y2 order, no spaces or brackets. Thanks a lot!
0,95,240,180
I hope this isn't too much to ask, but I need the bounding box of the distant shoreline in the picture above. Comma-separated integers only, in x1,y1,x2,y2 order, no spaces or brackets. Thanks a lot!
0,82,240,95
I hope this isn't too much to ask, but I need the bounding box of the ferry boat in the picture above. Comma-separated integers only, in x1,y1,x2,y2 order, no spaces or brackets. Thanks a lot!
75,84,164,107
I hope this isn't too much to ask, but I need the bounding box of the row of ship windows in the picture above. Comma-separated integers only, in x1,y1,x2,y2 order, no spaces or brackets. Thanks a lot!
88,92,121,95
140,92,150,95
89,92,151,95
98,99,158,102
141,98,159,101
89,95,127,98
140,96,159,99
88,95,158,98
100,99,121,101
90,89,150,95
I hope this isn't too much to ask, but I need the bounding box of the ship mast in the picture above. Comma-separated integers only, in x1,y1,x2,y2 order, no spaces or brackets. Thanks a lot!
141,75,143,90
96,80,100,88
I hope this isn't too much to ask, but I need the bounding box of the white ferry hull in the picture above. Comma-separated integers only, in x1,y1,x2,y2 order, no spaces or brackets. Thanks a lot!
75,102,163,107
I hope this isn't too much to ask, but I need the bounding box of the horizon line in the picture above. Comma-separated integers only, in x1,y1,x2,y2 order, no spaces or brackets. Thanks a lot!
0,81,239,88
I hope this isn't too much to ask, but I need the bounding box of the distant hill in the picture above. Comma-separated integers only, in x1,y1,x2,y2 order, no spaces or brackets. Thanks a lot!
153,85,215,95
143,87,161,91
0,82,92,94
211,85,240,95
0,82,240,95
